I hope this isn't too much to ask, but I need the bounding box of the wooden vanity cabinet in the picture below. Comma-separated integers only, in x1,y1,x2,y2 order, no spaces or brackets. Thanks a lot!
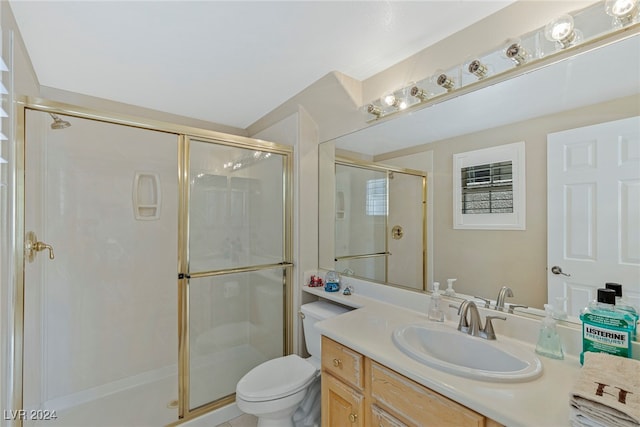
321,336,503,427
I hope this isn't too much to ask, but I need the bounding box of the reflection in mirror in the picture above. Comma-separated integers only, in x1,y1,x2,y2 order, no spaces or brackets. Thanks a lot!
333,160,426,290
319,33,640,322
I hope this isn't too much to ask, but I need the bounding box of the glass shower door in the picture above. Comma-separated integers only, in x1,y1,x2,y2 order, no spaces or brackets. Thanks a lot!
334,164,387,281
184,139,290,412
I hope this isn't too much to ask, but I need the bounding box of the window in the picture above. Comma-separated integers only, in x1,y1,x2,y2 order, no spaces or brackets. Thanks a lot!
461,161,513,214
453,141,525,230
366,178,387,216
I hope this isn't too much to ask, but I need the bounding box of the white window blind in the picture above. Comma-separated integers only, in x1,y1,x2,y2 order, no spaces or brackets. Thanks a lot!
461,161,513,214
366,178,387,216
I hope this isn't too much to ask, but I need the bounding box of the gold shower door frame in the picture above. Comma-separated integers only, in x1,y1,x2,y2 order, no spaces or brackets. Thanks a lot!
334,157,427,291
11,98,294,426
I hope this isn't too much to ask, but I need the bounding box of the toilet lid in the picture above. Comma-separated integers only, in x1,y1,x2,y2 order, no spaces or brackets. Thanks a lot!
236,354,317,402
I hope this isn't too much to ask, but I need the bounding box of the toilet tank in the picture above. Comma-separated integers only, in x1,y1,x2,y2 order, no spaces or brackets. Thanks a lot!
301,300,351,359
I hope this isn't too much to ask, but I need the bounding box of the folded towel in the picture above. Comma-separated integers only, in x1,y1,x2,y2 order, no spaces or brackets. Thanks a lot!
570,352,640,427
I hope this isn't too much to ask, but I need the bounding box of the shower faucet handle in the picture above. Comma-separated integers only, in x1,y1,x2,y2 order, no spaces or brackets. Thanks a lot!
25,231,55,263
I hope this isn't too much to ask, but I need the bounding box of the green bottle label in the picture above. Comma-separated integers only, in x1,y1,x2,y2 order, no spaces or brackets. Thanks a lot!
582,322,631,358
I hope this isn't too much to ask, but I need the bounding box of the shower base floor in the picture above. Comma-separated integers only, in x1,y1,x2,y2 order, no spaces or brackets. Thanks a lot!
24,344,265,427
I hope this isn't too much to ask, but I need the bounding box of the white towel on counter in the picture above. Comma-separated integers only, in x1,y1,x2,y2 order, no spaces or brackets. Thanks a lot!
570,352,640,427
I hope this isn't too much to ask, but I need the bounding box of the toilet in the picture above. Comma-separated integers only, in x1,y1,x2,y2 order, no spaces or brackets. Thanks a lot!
236,300,351,427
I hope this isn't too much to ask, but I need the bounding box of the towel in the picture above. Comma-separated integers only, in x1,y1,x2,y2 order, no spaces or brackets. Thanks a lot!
570,352,640,427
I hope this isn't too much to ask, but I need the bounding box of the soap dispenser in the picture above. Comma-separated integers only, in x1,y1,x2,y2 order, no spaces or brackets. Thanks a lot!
444,278,457,297
535,304,564,360
428,282,444,322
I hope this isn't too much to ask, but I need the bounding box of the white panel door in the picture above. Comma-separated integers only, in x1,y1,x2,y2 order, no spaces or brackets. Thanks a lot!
547,116,640,317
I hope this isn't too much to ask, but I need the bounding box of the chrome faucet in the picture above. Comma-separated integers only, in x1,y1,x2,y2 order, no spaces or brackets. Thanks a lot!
495,286,514,311
453,300,506,340
456,300,483,337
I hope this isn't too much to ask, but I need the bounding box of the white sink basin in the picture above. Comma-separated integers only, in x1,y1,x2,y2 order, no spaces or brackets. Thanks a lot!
392,322,543,382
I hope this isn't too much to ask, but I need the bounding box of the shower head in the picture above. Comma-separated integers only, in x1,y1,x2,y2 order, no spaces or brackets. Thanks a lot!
49,113,71,130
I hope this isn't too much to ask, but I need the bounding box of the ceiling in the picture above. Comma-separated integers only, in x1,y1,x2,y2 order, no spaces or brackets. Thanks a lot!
8,1,515,130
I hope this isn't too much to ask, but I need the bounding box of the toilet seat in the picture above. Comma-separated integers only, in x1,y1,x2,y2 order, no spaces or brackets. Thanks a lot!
236,354,317,402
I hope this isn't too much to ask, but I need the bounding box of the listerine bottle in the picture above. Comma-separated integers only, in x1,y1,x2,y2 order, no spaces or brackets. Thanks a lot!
605,283,638,340
605,283,639,319
580,288,636,364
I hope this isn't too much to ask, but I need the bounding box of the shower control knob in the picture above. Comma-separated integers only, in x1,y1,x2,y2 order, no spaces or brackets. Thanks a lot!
25,231,55,263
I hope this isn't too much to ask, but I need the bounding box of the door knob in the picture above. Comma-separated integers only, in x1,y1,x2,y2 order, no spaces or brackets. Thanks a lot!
25,231,55,263
551,266,570,277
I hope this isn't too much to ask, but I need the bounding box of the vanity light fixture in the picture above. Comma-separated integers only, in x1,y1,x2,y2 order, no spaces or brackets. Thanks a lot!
410,86,429,101
545,14,580,49
505,42,529,66
436,73,455,91
363,1,630,121
605,0,639,25
468,59,489,79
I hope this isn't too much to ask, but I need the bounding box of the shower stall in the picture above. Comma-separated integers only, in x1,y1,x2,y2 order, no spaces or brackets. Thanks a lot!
10,101,293,426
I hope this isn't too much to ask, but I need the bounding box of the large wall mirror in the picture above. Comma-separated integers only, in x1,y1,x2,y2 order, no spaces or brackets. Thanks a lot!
319,30,640,323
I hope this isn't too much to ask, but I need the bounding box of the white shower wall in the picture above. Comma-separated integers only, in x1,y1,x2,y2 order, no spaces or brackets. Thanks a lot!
24,111,179,422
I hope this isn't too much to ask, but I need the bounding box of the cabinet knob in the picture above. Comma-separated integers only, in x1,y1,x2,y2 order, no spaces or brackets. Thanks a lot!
333,358,342,368
349,413,358,423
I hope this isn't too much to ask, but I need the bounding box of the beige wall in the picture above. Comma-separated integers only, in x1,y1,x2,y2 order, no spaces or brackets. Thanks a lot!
380,95,638,308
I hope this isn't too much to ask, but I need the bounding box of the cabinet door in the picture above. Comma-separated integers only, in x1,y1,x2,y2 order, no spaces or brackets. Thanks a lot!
322,373,365,427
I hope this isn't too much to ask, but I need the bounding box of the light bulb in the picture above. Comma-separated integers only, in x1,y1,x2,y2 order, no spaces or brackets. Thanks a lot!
505,41,529,66
605,0,639,25
468,59,489,79
545,14,578,49
366,104,382,118
383,93,397,107
436,73,455,91
606,0,638,16
410,86,428,101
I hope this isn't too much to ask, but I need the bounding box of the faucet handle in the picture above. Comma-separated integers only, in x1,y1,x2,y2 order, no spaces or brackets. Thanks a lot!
507,304,528,314
474,296,492,308
482,315,506,340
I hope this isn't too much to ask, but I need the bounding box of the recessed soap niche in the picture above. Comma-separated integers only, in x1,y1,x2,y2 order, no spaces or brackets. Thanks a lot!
133,172,161,220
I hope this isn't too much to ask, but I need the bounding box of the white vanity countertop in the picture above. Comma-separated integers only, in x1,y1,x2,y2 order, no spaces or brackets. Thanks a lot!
304,285,582,427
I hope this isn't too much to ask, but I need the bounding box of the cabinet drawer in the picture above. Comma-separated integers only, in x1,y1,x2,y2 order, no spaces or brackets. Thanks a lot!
370,361,485,427
322,372,365,427
371,404,409,427
322,336,363,389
